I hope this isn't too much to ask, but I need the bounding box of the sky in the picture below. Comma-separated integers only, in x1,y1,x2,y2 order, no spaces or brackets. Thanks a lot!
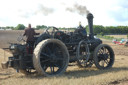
0,0,128,27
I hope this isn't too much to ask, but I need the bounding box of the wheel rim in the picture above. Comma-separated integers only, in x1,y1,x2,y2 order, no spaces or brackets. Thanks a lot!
40,42,66,75
97,46,114,68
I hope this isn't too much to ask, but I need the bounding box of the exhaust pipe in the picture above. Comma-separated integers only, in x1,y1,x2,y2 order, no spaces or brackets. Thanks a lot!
87,13,94,39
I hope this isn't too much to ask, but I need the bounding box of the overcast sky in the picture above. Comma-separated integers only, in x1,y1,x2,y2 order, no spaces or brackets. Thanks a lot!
0,0,128,27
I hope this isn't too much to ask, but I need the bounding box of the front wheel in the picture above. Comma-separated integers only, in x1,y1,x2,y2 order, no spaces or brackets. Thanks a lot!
93,44,115,69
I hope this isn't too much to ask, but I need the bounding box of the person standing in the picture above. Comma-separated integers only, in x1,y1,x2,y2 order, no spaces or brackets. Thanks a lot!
78,21,84,29
23,24,39,53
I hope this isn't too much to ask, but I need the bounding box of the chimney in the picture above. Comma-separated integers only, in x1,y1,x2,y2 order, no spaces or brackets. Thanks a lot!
87,13,94,39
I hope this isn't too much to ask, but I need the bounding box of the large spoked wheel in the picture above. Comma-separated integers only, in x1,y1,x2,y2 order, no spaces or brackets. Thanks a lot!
33,39,69,76
76,41,91,68
93,44,115,69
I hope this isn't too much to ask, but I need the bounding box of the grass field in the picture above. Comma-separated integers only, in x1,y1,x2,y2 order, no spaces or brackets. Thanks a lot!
108,35,127,39
0,31,128,85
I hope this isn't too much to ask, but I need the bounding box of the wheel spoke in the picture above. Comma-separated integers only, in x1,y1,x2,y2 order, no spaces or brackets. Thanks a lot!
54,63,60,68
53,46,59,54
99,49,103,54
108,55,113,60
101,47,104,52
105,60,109,65
41,52,51,58
53,66,54,73
52,43,57,53
56,57,64,60
103,47,107,53
41,59,50,63
50,66,54,73
106,51,110,55
51,43,54,52
46,46,52,54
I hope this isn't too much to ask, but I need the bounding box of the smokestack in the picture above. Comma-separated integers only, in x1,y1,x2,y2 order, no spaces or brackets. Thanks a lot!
87,13,94,39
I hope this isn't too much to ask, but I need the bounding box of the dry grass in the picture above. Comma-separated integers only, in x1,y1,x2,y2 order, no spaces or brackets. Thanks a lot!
0,49,128,85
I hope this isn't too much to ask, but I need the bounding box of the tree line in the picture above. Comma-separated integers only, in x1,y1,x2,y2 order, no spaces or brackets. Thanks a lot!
86,25,128,35
3,24,76,30
2,24,128,34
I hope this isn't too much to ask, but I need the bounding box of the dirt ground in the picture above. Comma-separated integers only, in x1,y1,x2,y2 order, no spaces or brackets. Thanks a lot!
103,40,128,56
103,40,128,85
0,32,128,85
0,30,43,48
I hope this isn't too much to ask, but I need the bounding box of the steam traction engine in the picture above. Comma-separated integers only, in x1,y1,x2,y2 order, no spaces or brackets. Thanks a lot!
2,13,115,76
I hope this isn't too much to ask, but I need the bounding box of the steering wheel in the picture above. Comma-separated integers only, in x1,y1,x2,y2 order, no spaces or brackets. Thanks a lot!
17,34,25,42
44,27,59,36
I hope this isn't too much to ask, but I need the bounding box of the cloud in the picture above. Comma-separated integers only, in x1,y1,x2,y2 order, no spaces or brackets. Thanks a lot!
18,4,54,19
34,4,54,16
0,0,128,27
110,8,128,22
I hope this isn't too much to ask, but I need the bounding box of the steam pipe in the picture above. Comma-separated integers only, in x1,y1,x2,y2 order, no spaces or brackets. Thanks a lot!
87,13,94,39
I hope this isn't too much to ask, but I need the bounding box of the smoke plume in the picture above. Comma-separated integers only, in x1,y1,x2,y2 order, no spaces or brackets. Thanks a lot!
19,4,54,18
66,4,90,16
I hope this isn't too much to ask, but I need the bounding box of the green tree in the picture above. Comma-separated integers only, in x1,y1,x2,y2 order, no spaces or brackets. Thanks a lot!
93,25,104,34
36,25,47,29
86,25,104,34
15,24,25,30
6,26,14,30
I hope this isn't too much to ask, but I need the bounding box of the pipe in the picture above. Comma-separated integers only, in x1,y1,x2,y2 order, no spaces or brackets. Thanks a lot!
87,13,94,39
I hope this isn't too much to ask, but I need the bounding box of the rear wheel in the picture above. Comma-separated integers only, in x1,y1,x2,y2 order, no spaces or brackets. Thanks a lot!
33,39,69,76
93,44,115,69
